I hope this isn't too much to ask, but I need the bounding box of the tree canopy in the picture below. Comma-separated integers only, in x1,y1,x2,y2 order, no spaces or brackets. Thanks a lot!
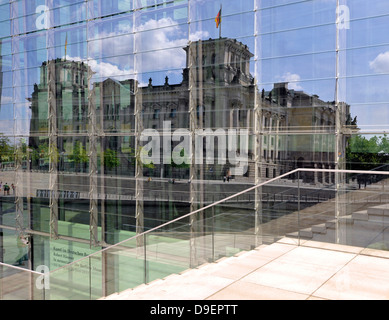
346,134,389,170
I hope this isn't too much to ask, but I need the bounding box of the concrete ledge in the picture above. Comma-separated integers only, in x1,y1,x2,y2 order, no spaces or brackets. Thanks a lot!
312,224,327,234
299,228,313,238
361,247,389,259
102,239,389,300
368,204,389,216
302,240,364,255
352,210,368,221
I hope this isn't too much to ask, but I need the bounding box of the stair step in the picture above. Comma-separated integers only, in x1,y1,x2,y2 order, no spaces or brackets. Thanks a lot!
325,219,336,229
285,231,313,239
353,206,389,224
299,228,313,238
367,204,389,216
102,243,276,300
341,215,354,223
311,224,327,234
234,250,249,257
286,231,299,239
352,210,369,221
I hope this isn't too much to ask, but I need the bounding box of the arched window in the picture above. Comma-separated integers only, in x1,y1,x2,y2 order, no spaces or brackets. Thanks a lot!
196,105,205,119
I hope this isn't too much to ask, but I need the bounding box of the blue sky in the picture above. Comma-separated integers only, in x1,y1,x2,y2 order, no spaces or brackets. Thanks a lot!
1,0,389,135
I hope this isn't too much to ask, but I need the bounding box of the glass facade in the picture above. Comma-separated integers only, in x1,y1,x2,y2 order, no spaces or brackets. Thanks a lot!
1,0,389,298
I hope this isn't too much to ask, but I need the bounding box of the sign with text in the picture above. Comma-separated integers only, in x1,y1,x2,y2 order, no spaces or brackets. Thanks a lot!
36,189,80,199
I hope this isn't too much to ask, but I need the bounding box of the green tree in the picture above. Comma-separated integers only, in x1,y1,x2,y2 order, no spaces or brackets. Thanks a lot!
0,135,13,163
104,148,120,169
346,134,389,170
31,142,59,165
69,141,89,171
171,148,190,169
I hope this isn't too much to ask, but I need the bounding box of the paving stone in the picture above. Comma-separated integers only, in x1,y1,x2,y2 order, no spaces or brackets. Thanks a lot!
102,240,389,300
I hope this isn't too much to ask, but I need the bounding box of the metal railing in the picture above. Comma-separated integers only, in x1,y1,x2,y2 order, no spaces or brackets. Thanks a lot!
0,262,47,300
2,168,389,300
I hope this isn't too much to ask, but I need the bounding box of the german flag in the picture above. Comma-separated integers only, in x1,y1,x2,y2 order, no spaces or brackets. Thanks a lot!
215,8,221,28
65,33,68,58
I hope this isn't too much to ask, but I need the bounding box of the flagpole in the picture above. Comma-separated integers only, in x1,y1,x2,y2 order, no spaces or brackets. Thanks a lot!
65,33,67,61
219,4,222,39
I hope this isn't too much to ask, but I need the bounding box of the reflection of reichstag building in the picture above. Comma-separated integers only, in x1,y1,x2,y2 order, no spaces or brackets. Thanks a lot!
30,37,348,184
26,36,352,248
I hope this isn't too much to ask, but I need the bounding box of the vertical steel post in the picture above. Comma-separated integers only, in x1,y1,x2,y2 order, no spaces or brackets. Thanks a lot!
14,144,24,236
254,91,263,247
297,170,301,246
88,64,99,247
335,0,348,245
47,59,59,240
254,2,264,247
143,233,148,284
135,80,144,248
188,40,199,267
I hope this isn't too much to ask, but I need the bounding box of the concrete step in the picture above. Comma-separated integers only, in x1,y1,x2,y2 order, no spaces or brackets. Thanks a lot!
311,223,327,234
102,245,269,300
367,204,389,216
285,230,314,240
299,228,313,238
325,219,336,229
104,201,389,300
352,210,369,221
281,202,389,243
285,231,299,239
352,205,389,224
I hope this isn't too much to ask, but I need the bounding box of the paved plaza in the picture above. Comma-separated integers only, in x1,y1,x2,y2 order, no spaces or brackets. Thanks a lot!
103,238,389,300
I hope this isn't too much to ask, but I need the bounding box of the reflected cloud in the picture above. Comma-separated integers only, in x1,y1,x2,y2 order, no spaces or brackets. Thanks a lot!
369,51,389,74
278,72,303,91
65,55,134,82
71,17,209,83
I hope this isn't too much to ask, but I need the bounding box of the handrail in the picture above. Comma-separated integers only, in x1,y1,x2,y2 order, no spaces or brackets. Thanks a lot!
297,168,389,175
48,168,302,273
48,168,389,274
0,262,42,275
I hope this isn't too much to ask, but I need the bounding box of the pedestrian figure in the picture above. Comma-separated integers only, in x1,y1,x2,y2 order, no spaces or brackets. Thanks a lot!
223,176,226,183
15,235,28,266
3,183,9,195
11,183,15,194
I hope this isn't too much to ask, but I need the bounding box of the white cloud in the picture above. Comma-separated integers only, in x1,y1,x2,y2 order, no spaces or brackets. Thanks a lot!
68,17,209,83
64,55,134,83
1,96,13,104
89,59,133,81
369,51,389,73
279,72,303,90
134,17,208,73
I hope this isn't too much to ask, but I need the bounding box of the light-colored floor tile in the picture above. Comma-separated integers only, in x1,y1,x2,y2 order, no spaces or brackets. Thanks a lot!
303,241,364,255
206,261,262,281
241,247,356,295
346,255,389,276
241,261,335,295
278,246,356,268
361,248,389,259
307,296,328,300
206,281,308,300
147,273,235,300
314,269,389,300
314,255,389,300
251,243,296,260
207,251,282,280
276,237,300,246
103,240,389,301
